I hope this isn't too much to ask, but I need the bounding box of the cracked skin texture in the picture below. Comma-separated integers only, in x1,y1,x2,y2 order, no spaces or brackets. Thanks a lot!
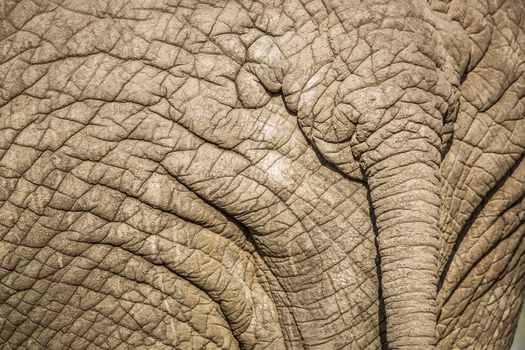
0,0,524,349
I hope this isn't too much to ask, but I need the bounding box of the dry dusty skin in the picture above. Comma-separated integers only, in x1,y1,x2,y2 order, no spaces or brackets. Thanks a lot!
0,1,524,349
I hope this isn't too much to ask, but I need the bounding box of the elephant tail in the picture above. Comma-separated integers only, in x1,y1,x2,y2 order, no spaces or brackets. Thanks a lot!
352,106,443,349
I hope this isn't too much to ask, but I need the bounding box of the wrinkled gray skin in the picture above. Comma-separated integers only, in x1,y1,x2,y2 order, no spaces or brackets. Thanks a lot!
0,0,524,349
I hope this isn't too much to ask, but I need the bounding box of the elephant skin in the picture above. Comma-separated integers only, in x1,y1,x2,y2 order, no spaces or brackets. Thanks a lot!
0,0,524,349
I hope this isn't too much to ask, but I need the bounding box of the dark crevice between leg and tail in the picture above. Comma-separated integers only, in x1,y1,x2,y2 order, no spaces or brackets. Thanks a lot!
367,182,390,350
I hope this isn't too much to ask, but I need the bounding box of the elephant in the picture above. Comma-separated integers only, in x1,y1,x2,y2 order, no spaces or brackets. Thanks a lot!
0,0,524,349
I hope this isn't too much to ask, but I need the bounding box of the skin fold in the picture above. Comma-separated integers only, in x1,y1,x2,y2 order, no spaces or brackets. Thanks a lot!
0,0,524,349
